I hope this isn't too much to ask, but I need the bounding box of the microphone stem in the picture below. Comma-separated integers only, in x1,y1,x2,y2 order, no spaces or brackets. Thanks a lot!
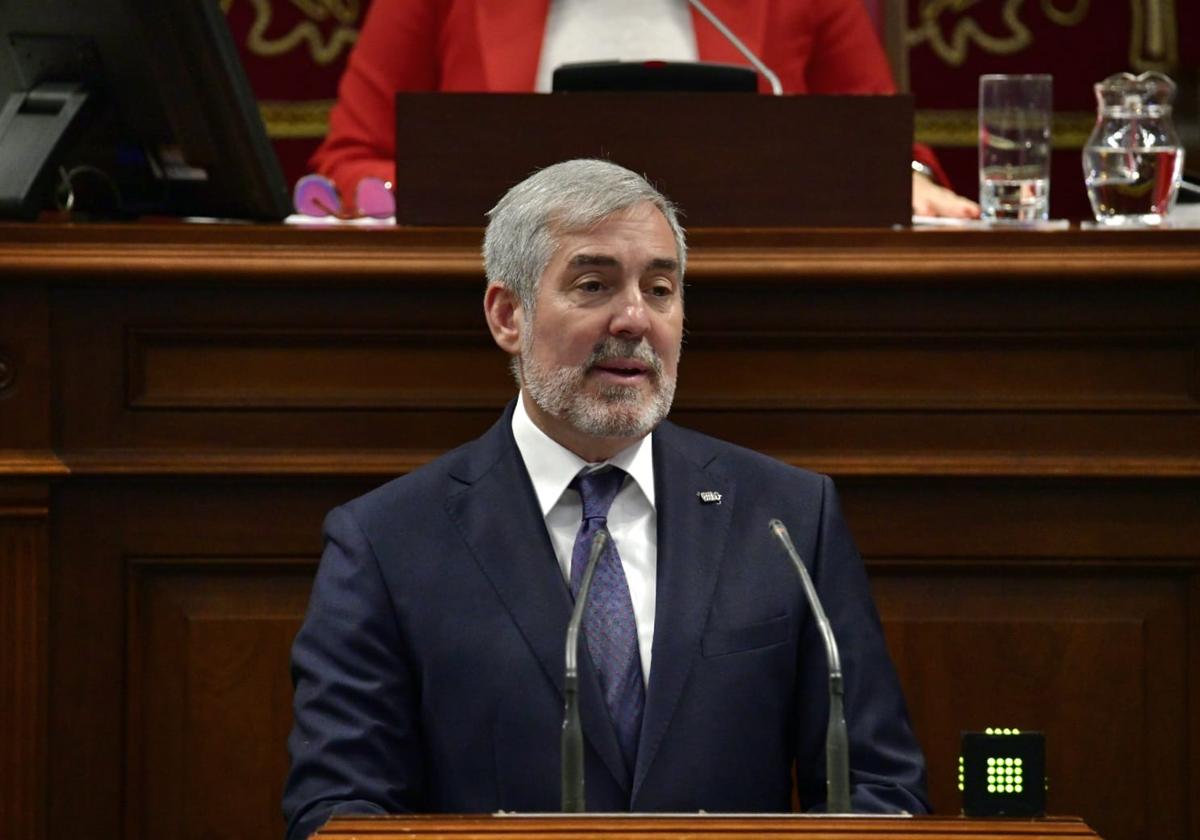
561,530,608,813
827,675,851,814
769,519,853,814
686,0,784,95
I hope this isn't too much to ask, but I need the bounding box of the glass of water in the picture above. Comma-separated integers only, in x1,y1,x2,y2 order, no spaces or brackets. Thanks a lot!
979,74,1053,222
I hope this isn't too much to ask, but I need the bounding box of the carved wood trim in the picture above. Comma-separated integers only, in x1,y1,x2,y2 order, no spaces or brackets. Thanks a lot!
0,453,70,478
2,224,1200,285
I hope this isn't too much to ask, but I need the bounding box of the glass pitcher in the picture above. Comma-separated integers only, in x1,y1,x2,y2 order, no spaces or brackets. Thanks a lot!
1083,72,1184,225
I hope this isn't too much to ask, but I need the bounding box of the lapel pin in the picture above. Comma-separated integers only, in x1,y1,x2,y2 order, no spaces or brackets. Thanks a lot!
697,490,723,505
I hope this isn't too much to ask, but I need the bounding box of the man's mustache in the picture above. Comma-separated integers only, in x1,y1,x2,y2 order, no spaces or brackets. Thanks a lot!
584,338,663,377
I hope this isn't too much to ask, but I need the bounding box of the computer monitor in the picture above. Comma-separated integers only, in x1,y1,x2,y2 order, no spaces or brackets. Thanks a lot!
0,0,291,220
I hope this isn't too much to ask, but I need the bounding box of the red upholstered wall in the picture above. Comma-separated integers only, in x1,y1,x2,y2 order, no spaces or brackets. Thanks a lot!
221,0,369,191
221,1,1199,219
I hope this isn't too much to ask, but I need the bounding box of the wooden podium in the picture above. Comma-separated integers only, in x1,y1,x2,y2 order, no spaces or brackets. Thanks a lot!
314,814,1103,840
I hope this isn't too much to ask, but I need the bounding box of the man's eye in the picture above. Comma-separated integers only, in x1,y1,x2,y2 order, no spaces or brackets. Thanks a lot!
578,279,605,293
648,283,674,297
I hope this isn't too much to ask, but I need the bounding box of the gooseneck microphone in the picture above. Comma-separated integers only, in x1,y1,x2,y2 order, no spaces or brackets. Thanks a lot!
561,529,609,813
686,0,784,95
769,518,852,814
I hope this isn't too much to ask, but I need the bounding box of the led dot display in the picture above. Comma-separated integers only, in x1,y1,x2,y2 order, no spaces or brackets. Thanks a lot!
985,755,1024,795
961,730,1044,818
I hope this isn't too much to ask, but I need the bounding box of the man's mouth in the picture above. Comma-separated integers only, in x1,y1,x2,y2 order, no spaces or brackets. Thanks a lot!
592,358,651,379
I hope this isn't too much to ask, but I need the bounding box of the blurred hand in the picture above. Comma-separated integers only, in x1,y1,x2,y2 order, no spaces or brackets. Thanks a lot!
912,173,980,219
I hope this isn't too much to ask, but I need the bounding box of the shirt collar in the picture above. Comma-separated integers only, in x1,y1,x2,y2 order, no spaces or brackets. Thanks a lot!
512,393,657,516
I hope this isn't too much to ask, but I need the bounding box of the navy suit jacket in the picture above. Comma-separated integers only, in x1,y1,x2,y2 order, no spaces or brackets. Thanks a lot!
284,404,928,840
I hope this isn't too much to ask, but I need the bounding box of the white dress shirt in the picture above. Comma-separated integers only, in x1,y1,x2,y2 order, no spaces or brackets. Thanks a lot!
535,0,699,93
511,394,657,684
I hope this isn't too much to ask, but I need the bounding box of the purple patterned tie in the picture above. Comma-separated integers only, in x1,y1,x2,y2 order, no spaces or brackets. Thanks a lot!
569,466,645,774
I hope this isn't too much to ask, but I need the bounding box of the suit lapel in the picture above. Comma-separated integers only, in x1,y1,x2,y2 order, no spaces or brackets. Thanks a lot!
632,423,734,800
475,0,550,91
444,406,631,795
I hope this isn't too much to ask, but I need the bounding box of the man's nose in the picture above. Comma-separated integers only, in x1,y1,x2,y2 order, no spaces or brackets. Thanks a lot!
608,286,650,336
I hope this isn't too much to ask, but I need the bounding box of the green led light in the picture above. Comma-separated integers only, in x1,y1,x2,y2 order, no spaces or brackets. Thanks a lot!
1015,784,1023,793
987,784,996,793
958,782,964,792
1005,757,1013,766
1015,758,1023,767
985,727,994,735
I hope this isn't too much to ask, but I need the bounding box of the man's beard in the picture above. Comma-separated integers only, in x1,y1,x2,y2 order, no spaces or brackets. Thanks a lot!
520,335,677,440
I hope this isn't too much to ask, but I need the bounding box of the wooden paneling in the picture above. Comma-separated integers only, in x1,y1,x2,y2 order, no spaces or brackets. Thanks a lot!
679,332,1200,411
0,285,50,453
876,567,1191,840
48,480,357,840
127,328,503,409
0,488,49,840
127,557,310,840
0,223,1196,840
53,286,509,455
842,478,1200,560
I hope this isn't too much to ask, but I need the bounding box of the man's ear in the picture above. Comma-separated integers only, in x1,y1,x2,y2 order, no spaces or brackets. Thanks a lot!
483,282,524,355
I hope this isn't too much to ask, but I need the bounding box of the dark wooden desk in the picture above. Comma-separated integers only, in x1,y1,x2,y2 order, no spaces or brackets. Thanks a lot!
2,224,1197,840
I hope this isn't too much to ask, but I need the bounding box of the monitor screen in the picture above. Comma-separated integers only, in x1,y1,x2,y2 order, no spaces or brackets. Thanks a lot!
0,0,291,220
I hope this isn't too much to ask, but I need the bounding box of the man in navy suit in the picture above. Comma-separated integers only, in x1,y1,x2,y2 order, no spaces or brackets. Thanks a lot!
284,159,928,840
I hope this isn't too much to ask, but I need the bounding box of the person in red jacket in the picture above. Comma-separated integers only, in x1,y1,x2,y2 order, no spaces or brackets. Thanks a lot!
311,0,978,218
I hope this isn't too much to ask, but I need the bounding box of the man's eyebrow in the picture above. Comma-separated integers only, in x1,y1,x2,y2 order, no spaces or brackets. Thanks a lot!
567,253,619,268
565,254,679,272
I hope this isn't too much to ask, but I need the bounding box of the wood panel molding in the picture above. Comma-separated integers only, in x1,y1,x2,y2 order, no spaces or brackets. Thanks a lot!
126,327,504,409
126,556,313,840
120,327,1200,413
0,286,50,453
0,452,70,478
681,331,1200,411
0,510,49,840
3,223,1200,283
874,569,1192,840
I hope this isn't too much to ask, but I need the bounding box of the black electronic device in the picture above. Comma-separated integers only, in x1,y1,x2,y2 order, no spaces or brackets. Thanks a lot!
0,0,290,220
552,60,757,93
960,728,1047,818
